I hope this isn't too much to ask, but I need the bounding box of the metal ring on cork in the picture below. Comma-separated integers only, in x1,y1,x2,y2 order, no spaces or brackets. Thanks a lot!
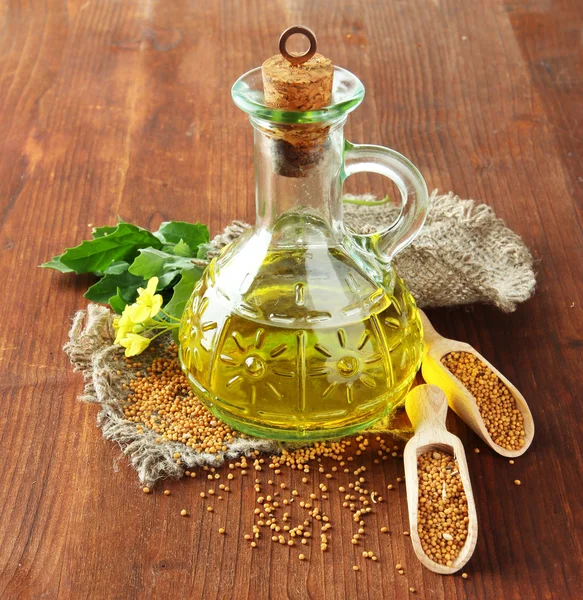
279,25,317,66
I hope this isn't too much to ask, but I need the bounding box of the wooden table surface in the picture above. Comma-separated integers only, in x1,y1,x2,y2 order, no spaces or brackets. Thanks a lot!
1,0,582,598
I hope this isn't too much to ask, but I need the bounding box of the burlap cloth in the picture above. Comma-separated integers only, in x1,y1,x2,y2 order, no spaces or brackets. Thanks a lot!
64,191,536,485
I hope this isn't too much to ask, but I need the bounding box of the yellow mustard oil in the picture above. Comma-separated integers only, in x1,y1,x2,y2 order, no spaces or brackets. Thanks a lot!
179,239,423,441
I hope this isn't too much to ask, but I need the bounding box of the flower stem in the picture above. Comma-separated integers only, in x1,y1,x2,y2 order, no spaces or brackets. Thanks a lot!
158,307,181,322
146,328,173,343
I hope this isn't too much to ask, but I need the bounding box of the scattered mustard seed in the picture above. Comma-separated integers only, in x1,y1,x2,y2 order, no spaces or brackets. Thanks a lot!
124,357,457,566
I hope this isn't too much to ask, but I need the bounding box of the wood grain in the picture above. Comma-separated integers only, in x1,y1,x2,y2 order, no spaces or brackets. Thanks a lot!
0,0,582,598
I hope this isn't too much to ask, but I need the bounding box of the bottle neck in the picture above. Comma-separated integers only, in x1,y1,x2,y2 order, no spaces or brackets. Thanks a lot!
251,117,346,238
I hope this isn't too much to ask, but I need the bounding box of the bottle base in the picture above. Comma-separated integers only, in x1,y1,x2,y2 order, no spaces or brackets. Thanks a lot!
180,348,417,441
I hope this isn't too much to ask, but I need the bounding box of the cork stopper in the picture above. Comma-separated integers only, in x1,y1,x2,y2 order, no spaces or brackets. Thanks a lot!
262,26,333,110
262,57,333,110
260,27,334,177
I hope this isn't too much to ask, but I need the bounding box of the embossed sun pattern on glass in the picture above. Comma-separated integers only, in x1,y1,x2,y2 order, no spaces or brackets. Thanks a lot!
179,245,422,440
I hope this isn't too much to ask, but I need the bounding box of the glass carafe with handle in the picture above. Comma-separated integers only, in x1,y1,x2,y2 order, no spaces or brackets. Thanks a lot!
179,42,428,441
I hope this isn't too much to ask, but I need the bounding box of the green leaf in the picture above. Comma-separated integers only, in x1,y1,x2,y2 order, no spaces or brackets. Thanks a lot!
92,217,126,238
40,255,74,273
109,288,128,314
165,266,203,322
160,239,196,257
59,223,162,274
173,239,193,257
155,221,209,249
196,242,214,260
128,248,195,288
84,261,144,304
91,224,118,239
342,194,391,206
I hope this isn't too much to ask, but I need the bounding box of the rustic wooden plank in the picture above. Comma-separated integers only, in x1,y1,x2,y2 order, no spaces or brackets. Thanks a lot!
0,0,581,598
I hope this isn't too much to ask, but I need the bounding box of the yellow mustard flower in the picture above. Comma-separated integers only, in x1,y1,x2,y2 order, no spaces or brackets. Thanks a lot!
127,277,163,323
118,333,151,357
113,312,135,344
112,277,173,357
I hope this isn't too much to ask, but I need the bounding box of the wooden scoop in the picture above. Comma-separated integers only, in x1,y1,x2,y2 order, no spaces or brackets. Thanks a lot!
420,310,534,458
403,384,478,574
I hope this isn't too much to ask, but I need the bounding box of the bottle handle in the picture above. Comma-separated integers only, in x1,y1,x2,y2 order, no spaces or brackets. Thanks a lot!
342,141,429,263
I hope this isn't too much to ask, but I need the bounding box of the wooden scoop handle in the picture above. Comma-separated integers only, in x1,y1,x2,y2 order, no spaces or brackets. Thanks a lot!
419,309,443,345
405,384,448,432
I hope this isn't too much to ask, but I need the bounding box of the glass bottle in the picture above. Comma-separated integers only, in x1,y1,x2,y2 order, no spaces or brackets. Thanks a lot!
179,60,428,441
